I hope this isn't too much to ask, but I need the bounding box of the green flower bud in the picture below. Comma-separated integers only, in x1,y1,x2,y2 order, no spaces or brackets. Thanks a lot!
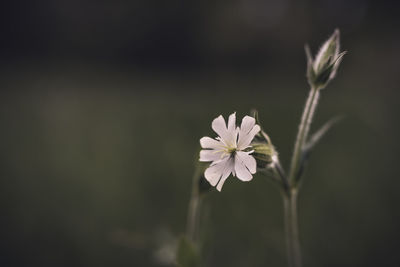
249,110,277,169
306,29,346,89
251,130,276,169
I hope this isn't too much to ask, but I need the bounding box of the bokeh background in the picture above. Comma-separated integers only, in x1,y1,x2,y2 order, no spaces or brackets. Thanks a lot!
1,0,399,266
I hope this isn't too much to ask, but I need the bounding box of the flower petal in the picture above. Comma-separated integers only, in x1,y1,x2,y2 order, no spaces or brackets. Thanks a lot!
240,116,256,134
212,114,238,147
224,112,238,147
199,149,224,162
200,136,222,149
236,151,257,174
216,157,235,191
204,164,223,186
238,124,260,150
234,152,256,181
211,115,228,140
204,157,234,189
238,116,257,149
227,112,236,132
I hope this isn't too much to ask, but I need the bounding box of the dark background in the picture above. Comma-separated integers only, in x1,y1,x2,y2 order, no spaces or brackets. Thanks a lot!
0,0,399,266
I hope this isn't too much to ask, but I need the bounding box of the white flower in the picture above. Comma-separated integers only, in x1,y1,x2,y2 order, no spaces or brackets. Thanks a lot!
199,112,261,191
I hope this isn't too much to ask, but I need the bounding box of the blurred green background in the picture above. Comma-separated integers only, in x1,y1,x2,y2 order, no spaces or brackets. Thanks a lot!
0,0,399,266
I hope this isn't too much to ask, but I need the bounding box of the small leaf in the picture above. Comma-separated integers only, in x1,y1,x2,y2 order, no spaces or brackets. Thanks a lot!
294,116,343,183
176,236,201,267
305,44,316,86
251,109,260,124
304,116,343,153
327,51,347,81
305,44,313,64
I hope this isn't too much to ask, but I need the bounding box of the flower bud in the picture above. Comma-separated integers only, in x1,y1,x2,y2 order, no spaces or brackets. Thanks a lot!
306,29,346,89
250,130,275,169
248,110,277,168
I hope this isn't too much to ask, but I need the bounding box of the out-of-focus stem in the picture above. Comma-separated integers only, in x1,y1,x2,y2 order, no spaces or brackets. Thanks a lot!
186,166,201,242
283,85,320,267
271,156,290,197
187,194,200,242
289,86,320,186
283,190,302,267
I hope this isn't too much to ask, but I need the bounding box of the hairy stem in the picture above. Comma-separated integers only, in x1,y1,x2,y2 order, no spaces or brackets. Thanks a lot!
289,87,320,186
283,85,320,267
283,190,302,267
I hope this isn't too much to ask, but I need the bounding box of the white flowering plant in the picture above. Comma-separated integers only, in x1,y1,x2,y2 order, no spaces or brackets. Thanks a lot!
199,113,261,191
177,29,346,267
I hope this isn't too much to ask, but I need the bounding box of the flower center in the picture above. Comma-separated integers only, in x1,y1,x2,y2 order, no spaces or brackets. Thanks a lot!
226,146,237,154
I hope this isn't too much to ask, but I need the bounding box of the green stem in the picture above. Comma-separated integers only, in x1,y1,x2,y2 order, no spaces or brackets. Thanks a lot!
187,194,200,242
283,85,320,267
289,87,320,185
272,157,290,197
186,166,201,242
283,190,302,267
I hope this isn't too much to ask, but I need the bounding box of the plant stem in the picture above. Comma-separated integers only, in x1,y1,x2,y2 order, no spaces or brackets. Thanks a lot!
283,85,320,267
283,190,301,267
186,166,201,242
289,86,320,185
187,194,200,242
